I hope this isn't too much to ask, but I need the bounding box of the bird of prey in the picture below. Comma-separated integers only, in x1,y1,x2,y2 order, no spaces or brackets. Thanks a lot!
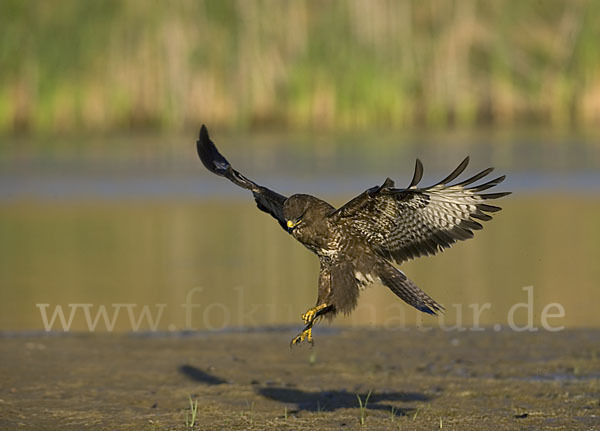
197,125,509,346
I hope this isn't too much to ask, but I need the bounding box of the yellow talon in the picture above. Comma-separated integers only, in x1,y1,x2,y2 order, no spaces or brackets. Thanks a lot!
290,327,313,346
292,304,328,346
301,303,328,325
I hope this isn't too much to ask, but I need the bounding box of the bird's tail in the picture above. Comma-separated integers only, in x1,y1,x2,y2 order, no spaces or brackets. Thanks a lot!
376,263,444,315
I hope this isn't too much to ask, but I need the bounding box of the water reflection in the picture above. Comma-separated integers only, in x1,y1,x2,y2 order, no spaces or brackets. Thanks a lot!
1,195,599,331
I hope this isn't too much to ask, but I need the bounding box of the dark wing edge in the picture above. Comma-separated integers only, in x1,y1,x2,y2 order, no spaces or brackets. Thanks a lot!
196,125,289,231
330,156,511,264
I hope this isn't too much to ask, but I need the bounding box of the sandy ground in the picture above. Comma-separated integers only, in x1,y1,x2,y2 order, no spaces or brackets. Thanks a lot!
1,328,599,430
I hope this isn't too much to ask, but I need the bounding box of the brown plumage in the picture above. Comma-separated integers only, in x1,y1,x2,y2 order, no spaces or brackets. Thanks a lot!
197,125,510,345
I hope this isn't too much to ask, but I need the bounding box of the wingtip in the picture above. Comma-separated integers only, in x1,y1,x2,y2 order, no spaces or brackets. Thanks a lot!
408,158,424,188
421,303,445,315
434,156,471,186
196,124,232,175
481,191,512,200
416,158,424,173
199,124,209,141
196,125,209,161
459,156,470,172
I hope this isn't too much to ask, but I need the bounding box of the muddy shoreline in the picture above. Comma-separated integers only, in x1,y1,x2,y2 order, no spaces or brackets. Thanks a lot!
1,328,599,430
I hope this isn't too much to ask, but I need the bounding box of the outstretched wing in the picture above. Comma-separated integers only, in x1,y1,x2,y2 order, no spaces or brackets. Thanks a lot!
196,125,288,231
330,157,510,264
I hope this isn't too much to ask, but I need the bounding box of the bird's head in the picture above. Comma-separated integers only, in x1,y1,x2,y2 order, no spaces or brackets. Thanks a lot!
283,194,331,233
283,194,311,231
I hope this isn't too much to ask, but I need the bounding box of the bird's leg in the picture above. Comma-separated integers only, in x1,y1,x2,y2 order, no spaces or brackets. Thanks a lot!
301,303,329,325
291,304,332,347
290,322,314,347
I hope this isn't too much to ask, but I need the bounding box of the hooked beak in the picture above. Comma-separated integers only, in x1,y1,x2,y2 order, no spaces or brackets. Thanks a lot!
287,219,301,229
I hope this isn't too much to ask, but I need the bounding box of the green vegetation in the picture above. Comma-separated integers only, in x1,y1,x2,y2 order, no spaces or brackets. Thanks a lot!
185,395,198,428
413,406,422,421
390,405,398,422
356,389,372,426
2,0,600,136
243,400,255,425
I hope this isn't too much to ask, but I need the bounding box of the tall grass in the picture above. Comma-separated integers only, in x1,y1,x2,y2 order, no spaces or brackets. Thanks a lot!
1,0,599,136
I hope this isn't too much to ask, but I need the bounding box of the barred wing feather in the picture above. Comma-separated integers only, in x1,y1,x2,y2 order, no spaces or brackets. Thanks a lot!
331,157,510,264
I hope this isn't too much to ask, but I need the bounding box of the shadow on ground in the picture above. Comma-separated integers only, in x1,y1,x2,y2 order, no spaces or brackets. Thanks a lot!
178,364,228,385
177,363,431,414
257,387,431,413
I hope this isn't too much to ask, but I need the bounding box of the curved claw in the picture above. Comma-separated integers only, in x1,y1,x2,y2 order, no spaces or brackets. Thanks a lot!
301,303,329,325
290,327,313,347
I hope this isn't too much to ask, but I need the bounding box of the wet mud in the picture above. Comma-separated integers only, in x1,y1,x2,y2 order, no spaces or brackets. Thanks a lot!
1,328,599,430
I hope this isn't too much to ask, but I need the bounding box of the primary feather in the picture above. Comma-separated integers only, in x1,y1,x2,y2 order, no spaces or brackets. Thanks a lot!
197,125,289,231
330,157,510,264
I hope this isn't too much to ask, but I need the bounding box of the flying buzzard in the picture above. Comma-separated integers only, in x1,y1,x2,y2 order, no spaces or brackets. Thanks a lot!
197,126,509,345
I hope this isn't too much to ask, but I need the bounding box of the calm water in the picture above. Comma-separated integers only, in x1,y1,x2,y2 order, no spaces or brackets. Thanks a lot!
1,131,599,332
